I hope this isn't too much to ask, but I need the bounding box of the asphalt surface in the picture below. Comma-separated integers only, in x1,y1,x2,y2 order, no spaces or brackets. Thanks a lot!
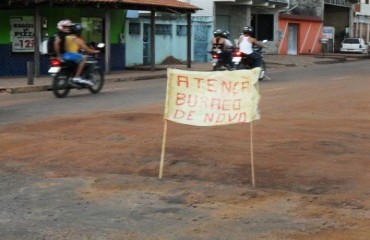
1,55,370,239
1,53,367,94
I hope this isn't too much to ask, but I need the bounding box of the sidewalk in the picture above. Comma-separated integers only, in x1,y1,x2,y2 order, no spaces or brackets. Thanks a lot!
0,54,367,94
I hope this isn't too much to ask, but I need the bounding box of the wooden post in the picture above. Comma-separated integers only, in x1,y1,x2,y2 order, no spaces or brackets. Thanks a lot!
250,121,256,187
186,13,192,68
159,119,168,179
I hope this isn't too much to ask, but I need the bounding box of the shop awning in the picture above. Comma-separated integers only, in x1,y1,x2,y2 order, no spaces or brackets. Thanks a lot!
1,0,201,13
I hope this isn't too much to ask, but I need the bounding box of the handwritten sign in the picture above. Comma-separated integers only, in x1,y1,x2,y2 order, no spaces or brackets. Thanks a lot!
11,18,35,52
164,68,261,126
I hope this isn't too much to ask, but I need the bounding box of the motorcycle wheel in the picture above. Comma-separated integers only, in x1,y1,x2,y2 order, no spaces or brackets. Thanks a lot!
88,69,104,94
52,71,71,98
258,61,266,81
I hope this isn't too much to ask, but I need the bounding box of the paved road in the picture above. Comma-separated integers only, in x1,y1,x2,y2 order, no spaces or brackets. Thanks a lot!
0,79,166,125
1,59,370,239
1,59,369,125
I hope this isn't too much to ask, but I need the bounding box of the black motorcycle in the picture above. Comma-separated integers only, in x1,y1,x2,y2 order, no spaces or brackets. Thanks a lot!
210,49,234,71
232,40,268,81
48,43,105,98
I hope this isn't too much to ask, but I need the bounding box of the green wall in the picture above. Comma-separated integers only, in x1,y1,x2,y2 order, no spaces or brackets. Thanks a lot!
0,8,125,44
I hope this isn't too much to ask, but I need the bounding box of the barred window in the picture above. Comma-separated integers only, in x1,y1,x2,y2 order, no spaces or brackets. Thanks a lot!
155,24,172,36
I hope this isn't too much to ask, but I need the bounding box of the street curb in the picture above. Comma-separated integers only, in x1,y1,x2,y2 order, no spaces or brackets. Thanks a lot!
109,73,167,82
0,85,50,94
1,55,367,94
0,73,168,94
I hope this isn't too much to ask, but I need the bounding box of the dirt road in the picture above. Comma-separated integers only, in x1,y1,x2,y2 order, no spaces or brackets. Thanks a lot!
1,64,370,239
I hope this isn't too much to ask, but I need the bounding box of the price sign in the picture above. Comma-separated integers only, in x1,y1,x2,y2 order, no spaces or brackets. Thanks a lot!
11,18,35,52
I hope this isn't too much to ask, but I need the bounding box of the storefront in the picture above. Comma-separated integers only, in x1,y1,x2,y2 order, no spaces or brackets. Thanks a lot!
0,0,200,77
0,8,125,76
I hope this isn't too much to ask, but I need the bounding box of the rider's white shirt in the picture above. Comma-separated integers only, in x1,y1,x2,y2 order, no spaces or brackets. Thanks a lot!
239,36,253,54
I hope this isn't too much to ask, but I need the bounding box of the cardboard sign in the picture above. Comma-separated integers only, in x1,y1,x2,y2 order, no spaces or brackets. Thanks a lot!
164,68,261,126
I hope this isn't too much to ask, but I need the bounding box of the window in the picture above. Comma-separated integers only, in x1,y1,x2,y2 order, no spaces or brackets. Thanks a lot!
129,22,140,35
81,17,103,45
176,25,187,36
343,38,360,44
251,14,274,41
155,24,172,36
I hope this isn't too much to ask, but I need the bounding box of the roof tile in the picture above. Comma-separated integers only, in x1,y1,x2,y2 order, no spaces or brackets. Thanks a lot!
1,0,201,12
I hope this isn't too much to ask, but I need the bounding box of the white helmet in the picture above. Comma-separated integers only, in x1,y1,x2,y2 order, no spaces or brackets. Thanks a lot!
57,19,73,33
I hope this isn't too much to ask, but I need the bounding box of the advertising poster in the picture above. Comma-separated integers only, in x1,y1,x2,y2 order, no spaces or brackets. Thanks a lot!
10,17,35,53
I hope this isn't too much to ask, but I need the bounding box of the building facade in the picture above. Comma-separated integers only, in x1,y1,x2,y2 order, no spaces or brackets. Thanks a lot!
0,0,199,77
186,0,289,57
0,8,125,76
279,0,357,54
353,0,370,43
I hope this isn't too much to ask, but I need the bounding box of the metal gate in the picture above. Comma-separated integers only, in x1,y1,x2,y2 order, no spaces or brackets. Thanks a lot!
193,17,213,62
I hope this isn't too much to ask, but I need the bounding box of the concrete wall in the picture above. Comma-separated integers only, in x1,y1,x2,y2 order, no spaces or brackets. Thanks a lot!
354,3,370,42
289,0,324,18
279,17,323,54
188,0,213,17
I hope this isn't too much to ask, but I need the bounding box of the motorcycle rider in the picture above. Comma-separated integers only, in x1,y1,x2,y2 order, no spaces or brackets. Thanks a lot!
211,29,233,69
55,21,99,86
237,26,265,68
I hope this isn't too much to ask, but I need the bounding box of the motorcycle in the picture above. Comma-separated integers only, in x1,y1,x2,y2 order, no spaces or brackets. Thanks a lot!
210,49,234,71
48,43,105,98
232,40,268,81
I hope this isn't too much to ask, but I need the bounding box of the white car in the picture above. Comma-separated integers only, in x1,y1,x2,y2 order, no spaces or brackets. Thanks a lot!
340,38,368,54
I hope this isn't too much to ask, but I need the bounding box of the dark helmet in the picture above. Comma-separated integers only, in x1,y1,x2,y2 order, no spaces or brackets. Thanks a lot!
242,26,253,34
213,29,224,37
70,23,83,35
222,30,230,39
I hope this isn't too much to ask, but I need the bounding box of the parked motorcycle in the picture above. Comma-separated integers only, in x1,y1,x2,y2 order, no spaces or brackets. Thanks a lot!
232,40,268,81
48,43,105,98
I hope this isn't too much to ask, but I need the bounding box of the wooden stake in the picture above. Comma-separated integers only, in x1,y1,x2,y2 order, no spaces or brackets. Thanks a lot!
250,121,256,187
159,119,168,179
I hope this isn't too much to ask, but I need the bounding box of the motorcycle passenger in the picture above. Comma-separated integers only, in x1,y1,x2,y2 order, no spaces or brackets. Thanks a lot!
58,22,99,86
222,30,234,49
54,19,73,63
238,26,265,68
221,30,235,69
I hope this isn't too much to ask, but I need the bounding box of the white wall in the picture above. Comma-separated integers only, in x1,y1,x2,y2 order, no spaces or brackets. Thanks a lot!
178,0,214,16
188,0,214,17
